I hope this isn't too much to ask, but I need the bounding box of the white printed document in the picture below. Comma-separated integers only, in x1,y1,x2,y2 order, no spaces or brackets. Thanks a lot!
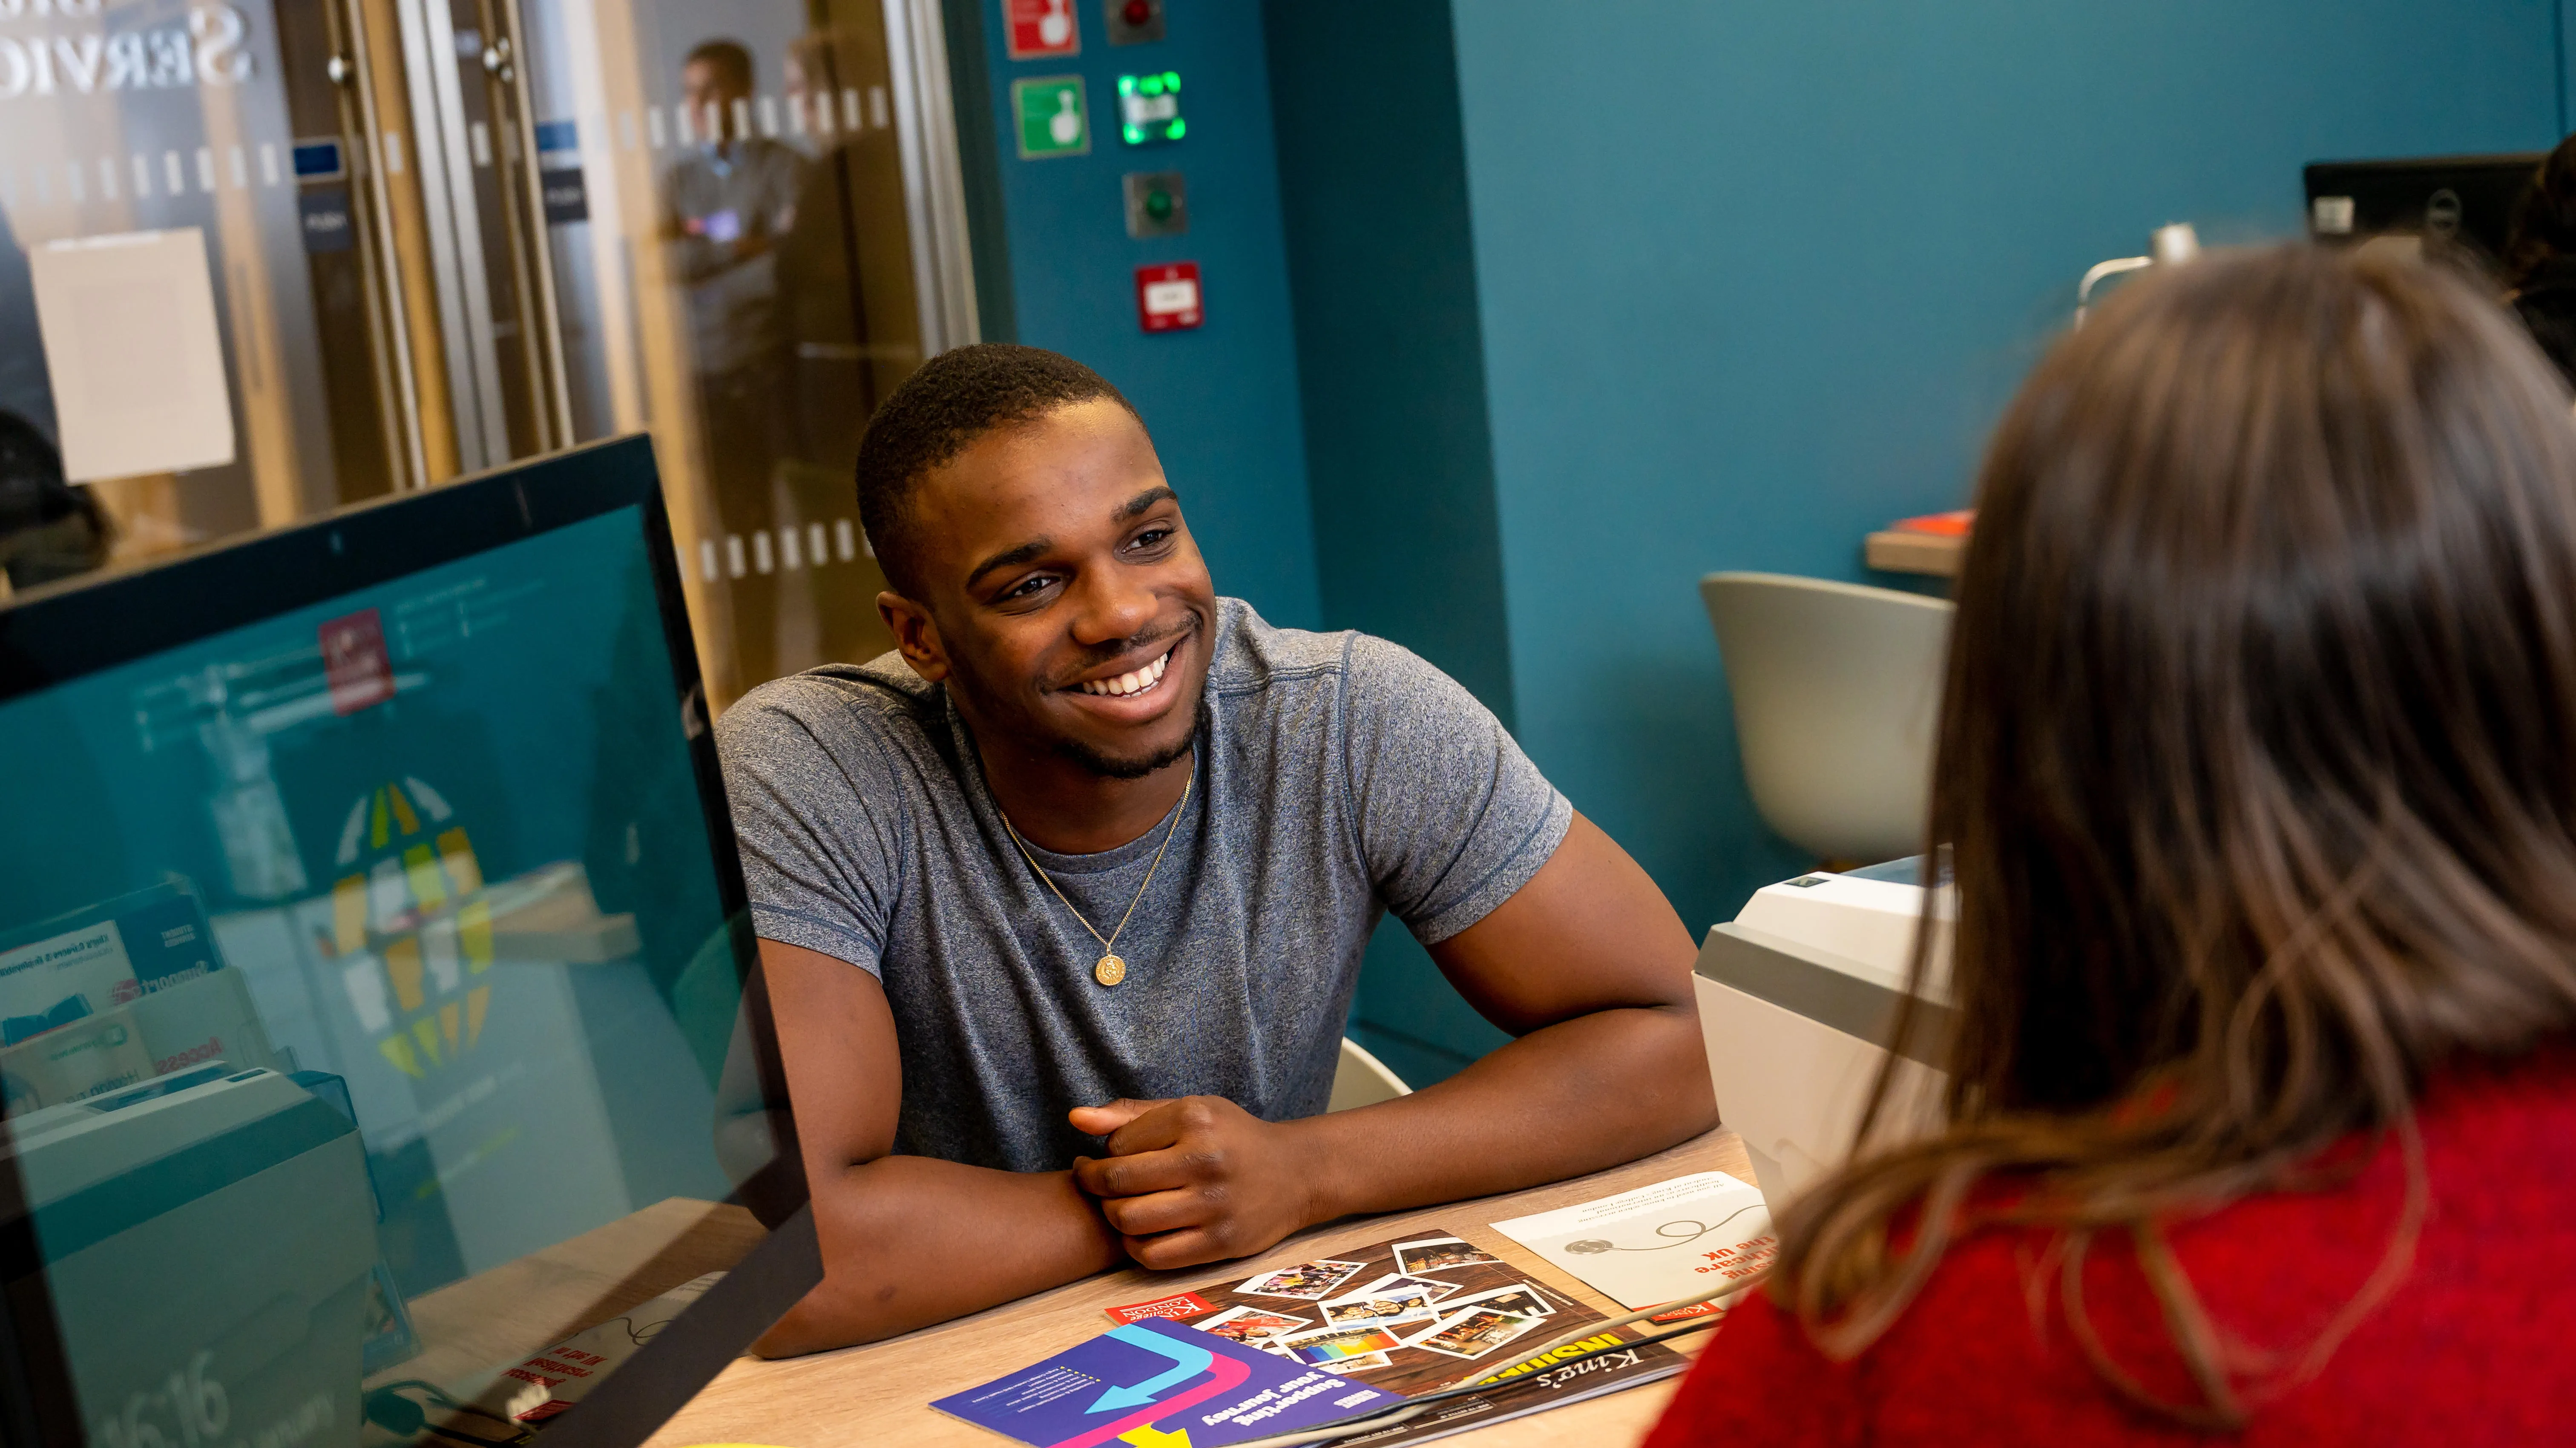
1490,1171,1776,1311
30,228,236,483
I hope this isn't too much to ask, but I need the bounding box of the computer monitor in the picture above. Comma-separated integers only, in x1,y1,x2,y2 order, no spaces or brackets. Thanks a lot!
0,437,816,1448
2303,151,2547,273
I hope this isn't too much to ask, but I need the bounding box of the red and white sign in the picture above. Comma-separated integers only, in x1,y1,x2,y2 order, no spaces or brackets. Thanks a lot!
1004,0,1079,58
321,608,395,715
1135,261,1202,333
1104,1291,1213,1324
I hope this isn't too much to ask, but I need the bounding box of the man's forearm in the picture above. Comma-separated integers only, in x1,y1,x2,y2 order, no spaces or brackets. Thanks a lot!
1290,1003,1716,1225
751,1156,1124,1357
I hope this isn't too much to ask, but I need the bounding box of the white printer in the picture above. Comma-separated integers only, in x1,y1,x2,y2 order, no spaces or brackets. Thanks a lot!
1695,860,1955,1207
3,1066,377,1448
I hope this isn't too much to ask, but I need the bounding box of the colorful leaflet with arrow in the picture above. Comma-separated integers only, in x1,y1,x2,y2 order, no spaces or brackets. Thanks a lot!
1089,1325,1213,1412
931,1317,1394,1448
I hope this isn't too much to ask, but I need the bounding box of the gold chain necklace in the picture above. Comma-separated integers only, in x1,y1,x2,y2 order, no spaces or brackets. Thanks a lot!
1001,761,1193,987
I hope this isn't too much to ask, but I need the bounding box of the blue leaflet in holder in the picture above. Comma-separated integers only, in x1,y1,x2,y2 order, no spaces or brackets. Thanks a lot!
0,997,89,1048
0,881,278,1115
0,882,230,1041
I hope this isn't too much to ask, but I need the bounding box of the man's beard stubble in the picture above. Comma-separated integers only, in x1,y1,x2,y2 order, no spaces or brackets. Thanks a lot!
1049,695,1208,780
937,607,1209,781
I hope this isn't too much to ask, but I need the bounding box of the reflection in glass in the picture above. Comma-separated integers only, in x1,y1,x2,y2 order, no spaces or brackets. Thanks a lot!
0,0,956,699
0,411,112,594
521,0,928,705
0,505,781,1446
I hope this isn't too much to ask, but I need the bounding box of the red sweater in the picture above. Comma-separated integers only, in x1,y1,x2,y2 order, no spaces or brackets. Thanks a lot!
1645,1050,2576,1445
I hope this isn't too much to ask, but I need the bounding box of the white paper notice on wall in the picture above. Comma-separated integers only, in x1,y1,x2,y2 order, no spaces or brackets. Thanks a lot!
29,228,236,484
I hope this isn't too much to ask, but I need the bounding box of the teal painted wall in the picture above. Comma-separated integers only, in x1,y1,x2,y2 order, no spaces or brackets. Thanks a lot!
1261,3,1512,716
2564,0,2576,133
1448,0,2565,954
957,0,1322,628
1271,0,2565,1084
1261,0,1517,1087
2564,0,2574,134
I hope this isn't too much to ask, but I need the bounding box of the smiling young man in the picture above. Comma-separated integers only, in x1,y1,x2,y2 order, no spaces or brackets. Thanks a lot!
717,345,1716,1355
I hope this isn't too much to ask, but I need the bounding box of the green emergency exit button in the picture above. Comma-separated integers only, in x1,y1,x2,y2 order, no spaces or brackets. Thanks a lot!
1013,76,1089,158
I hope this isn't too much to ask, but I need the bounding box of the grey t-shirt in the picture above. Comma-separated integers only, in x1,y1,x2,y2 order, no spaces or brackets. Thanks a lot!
716,599,1572,1173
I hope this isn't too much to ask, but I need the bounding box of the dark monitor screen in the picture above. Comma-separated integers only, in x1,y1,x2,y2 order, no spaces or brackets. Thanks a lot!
0,438,813,1448
2303,151,2547,273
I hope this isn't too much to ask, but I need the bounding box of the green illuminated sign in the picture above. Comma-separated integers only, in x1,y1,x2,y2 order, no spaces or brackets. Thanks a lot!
1013,75,1089,158
1116,71,1185,145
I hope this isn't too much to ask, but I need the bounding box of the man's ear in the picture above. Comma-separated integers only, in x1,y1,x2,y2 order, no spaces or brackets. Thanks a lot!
879,591,951,683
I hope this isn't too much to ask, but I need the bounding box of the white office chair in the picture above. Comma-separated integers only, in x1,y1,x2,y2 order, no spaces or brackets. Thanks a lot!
1329,1037,1411,1112
1700,572,1954,865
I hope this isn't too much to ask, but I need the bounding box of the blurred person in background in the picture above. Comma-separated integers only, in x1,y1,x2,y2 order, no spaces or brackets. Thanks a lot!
665,37,805,680
1649,245,2576,1444
2505,130,2576,391
667,37,803,389
0,411,109,593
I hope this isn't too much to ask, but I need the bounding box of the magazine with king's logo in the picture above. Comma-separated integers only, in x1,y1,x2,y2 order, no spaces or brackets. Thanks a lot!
1086,1226,1690,1445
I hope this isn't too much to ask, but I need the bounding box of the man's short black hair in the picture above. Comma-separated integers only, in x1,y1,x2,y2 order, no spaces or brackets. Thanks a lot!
856,344,1139,596
684,39,754,93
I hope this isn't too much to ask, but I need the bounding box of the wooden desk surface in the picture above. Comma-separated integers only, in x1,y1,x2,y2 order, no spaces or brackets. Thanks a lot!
369,1195,767,1445
644,1128,1751,1448
1864,529,1965,577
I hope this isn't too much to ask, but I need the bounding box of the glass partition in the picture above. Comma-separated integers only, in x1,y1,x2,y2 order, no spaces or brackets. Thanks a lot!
0,0,975,706
0,0,403,579
512,0,965,704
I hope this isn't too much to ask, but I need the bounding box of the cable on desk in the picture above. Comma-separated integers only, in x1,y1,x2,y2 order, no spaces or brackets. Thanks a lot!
364,1379,534,1448
1222,1268,1774,1448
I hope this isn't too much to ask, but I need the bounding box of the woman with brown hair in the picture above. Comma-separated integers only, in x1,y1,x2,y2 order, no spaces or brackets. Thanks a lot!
1648,244,2576,1442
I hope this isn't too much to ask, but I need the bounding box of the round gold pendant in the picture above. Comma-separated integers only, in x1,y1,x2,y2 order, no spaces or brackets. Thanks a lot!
1094,954,1127,987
